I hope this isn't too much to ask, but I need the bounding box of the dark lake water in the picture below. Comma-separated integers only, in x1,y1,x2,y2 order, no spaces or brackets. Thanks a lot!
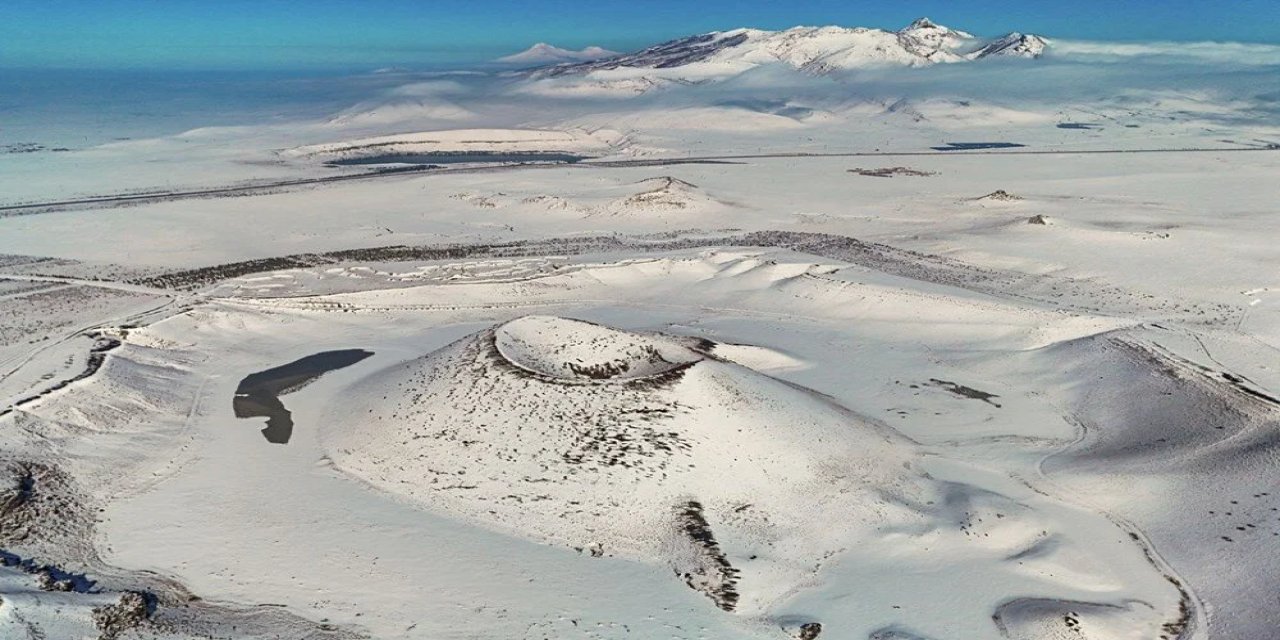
930,142,1027,151
233,349,373,444
330,152,587,166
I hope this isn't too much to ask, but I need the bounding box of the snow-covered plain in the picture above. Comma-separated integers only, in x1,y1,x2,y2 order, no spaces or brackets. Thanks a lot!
2,17,1280,640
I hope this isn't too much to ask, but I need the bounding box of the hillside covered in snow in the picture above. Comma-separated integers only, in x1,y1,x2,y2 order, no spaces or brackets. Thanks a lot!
530,18,1048,81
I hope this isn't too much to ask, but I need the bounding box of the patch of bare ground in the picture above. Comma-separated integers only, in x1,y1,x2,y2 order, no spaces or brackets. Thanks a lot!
92,591,149,640
848,167,937,178
926,378,1002,407
976,189,1022,201
610,176,712,213
668,500,740,611
798,621,823,639
0,461,91,552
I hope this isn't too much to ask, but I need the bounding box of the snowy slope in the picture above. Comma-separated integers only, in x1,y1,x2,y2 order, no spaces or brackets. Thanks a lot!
5,233,1256,637
319,312,1181,626
281,127,625,162
971,32,1050,59
531,17,1046,82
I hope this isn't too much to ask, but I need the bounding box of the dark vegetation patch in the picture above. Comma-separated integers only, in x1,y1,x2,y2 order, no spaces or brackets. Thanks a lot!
473,332,693,469
2,143,70,154
977,189,1022,201
927,378,1002,407
687,337,718,354
799,622,823,639
93,591,152,640
329,151,587,166
848,167,937,178
931,142,1025,151
565,345,674,380
1,549,99,593
560,419,691,469
0,461,90,549
673,500,740,611
567,357,635,379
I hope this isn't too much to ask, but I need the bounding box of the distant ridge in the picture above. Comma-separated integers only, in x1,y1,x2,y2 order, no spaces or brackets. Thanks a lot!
530,17,1047,79
497,42,618,65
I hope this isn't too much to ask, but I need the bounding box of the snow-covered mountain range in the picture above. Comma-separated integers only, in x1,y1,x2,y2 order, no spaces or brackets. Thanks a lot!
497,42,618,65
530,17,1047,79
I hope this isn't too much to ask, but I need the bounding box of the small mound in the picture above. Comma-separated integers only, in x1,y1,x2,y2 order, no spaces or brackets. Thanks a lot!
977,189,1023,201
494,316,702,381
520,194,582,211
636,176,698,190
608,176,725,214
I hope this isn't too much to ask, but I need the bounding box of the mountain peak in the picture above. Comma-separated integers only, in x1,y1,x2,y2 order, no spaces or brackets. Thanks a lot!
525,19,1047,84
497,42,618,65
971,32,1049,59
904,17,940,30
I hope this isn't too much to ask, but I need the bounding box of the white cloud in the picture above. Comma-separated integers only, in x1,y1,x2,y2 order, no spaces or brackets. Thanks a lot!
1049,39,1280,65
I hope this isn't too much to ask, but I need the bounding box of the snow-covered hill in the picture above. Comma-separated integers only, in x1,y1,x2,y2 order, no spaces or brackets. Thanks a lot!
319,314,1181,627
498,43,618,65
531,17,1047,81
971,32,1049,59
322,315,934,612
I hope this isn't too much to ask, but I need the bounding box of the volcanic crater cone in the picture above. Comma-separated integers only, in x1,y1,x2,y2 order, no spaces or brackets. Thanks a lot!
320,315,1180,628
323,315,935,610
492,315,703,382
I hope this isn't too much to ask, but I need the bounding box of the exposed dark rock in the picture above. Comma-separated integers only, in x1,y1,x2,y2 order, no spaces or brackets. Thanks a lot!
978,189,1022,201
0,461,87,546
671,500,740,611
93,591,150,640
36,566,75,591
927,378,1001,407
848,167,936,178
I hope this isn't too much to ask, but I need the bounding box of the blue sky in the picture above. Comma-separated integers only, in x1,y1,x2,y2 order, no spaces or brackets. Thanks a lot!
4,0,1280,70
